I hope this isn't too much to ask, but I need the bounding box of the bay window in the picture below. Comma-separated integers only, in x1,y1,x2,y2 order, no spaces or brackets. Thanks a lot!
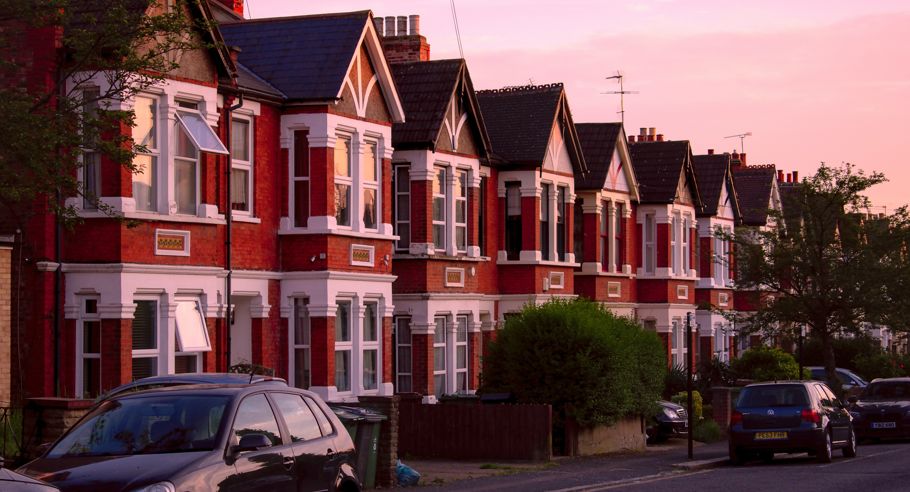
78,298,101,399
600,200,609,270
132,300,159,380
334,136,352,227
132,95,158,212
540,183,551,260
230,118,252,213
432,167,447,251
433,316,447,398
393,165,410,251
394,316,412,393
293,130,310,227
556,186,567,261
292,298,311,389
335,301,352,392
455,170,468,253
614,203,624,271
505,183,521,260
362,141,378,230
362,302,379,391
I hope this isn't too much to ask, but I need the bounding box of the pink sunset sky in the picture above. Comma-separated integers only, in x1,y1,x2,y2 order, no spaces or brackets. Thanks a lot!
247,0,910,211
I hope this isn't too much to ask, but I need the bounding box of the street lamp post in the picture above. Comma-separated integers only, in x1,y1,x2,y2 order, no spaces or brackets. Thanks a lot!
686,312,694,460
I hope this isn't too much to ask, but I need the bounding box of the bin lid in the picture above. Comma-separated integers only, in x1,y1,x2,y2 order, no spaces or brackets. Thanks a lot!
328,404,387,422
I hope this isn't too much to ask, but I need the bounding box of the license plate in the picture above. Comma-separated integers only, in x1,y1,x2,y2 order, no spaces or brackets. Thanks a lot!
872,422,896,429
754,432,788,440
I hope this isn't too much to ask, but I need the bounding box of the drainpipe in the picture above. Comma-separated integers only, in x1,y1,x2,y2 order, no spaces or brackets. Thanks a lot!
225,90,244,371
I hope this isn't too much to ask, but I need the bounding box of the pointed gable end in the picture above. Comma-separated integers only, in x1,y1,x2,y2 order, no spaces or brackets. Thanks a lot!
575,123,640,200
336,13,404,122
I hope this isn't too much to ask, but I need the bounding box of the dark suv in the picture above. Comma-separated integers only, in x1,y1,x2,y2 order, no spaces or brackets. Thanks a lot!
20,384,361,492
729,381,856,464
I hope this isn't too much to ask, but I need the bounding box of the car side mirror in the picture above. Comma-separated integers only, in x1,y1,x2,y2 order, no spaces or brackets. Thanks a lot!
233,433,272,453
847,396,858,404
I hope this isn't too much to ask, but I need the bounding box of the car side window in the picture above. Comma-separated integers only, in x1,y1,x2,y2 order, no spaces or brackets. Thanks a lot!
271,393,323,442
822,385,841,407
304,397,334,436
232,393,282,446
813,385,828,406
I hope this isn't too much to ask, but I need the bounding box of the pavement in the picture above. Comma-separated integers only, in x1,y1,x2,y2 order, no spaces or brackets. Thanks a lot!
401,437,730,490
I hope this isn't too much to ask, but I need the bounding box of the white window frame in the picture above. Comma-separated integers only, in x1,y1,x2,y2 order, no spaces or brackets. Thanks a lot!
394,316,413,393
454,169,468,253
334,300,353,393
174,108,201,216
556,186,568,262
76,296,101,399
644,214,656,273
393,164,411,252
454,315,470,393
291,298,311,389
671,213,680,275
540,182,551,261
682,216,691,274
432,166,447,252
334,135,353,228
433,315,448,398
614,202,624,271
292,129,311,228
80,88,101,210
361,301,381,392
600,200,609,270
230,116,254,215
132,94,159,212
362,139,380,231
173,298,209,374
132,298,161,380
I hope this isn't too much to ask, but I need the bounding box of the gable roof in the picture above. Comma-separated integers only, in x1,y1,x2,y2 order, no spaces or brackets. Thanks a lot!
693,153,741,219
574,123,640,199
390,59,491,157
475,84,587,175
219,10,403,120
733,165,777,226
629,140,702,207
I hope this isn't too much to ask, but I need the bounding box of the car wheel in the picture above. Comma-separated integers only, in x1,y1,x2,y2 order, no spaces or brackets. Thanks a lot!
842,428,857,458
729,442,747,466
817,430,833,463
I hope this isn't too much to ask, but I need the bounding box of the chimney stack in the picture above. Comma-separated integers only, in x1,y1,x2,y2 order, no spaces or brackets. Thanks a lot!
707,149,714,155
777,170,784,182
379,14,431,63
374,17,384,35
786,173,792,183
792,171,798,182
648,127,656,142
628,135,636,143
656,134,664,142
739,152,747,167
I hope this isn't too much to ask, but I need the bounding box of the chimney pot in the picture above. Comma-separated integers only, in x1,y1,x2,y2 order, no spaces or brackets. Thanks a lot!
628,135,636,143
384,16,396,35
397,16,408,36
777,170,784,182
740,152,747,167
640,128,647,137
786,173,792,183
708,149,714,155
374,17,384,36
649,127,656,136
409,15,419,35
792,171,799,182
656,134,664,142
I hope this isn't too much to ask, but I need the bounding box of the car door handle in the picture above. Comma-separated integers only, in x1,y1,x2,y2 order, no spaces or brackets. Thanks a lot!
283,455,295,471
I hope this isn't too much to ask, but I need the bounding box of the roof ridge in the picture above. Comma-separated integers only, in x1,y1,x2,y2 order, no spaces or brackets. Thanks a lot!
222,10,370,25
477,82,563,94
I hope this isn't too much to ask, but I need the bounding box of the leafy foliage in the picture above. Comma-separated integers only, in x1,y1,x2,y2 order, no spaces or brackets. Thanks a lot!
852,353,910,380
0,0,209,224
670,390,703,421
731,347,802,382
481,299,666,428
663,364,687,400
692,419,723,443
800,335,883,372
729,163,910,389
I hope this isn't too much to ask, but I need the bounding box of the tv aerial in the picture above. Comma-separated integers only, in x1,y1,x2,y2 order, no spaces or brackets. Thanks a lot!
724,132,752,153
602,71,639,126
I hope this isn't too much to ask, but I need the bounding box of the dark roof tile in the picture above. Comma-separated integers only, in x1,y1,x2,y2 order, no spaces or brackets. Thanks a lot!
475,84,564,165
733,165,776,225
575,123,623,190
390,59,463,147
693,154,730,216
629,140,696,204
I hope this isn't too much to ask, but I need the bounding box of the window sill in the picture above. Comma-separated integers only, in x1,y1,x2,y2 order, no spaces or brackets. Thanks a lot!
278,228,396,241
392,253,491,263
231,215,261,224
125,212,225,225
496,259,581,268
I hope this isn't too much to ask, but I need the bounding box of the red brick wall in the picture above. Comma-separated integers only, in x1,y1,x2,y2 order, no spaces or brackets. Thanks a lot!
582,211,600,264
310,146,333,218
469,331,481,390
699,236,713,279
310,317,335,387
498,265,574,295
100,319,131,392
521,196,539,252
657,222,670,268
411,180,431,244
658,332,672,368
637,279,696,304
382,317,393,384
411,333,433,397
280,235,394,274
574,275,635,303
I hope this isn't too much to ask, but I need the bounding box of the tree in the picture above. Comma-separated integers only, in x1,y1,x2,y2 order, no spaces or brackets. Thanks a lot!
0,0,205,225
730,163,910,393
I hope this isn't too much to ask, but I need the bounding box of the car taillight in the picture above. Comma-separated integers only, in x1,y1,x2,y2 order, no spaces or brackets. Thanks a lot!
801,409,821,424
731,410,743,425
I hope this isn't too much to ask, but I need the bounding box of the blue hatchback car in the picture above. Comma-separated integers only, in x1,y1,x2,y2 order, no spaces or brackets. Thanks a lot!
728,381,856,464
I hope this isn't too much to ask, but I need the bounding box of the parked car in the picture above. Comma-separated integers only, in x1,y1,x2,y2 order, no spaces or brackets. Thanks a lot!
847,377,910,440
19,384,361,492
95,372,287,402
728,381,856,465
646,400,688,443
808,367,868,397
0,459,58,491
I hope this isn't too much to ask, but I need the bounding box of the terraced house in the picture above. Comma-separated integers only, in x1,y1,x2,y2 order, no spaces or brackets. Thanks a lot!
5,1,803,407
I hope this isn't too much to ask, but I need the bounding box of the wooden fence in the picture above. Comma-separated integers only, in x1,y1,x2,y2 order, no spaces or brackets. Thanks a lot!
398,398,552,461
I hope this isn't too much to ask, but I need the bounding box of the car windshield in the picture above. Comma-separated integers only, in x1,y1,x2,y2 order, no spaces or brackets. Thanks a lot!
738,385,809,407
861,382,910,400
48,395,230,457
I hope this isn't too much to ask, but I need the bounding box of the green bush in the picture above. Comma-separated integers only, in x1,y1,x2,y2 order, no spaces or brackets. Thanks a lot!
482,299,666,428
801,335,883,372
664,364,687,399
731,346,802,382
692,419,723,443
853,353,910,380
671,390,703,421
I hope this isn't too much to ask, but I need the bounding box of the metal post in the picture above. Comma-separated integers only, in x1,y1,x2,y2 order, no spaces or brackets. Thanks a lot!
798,325,804,379
686,312,694,460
